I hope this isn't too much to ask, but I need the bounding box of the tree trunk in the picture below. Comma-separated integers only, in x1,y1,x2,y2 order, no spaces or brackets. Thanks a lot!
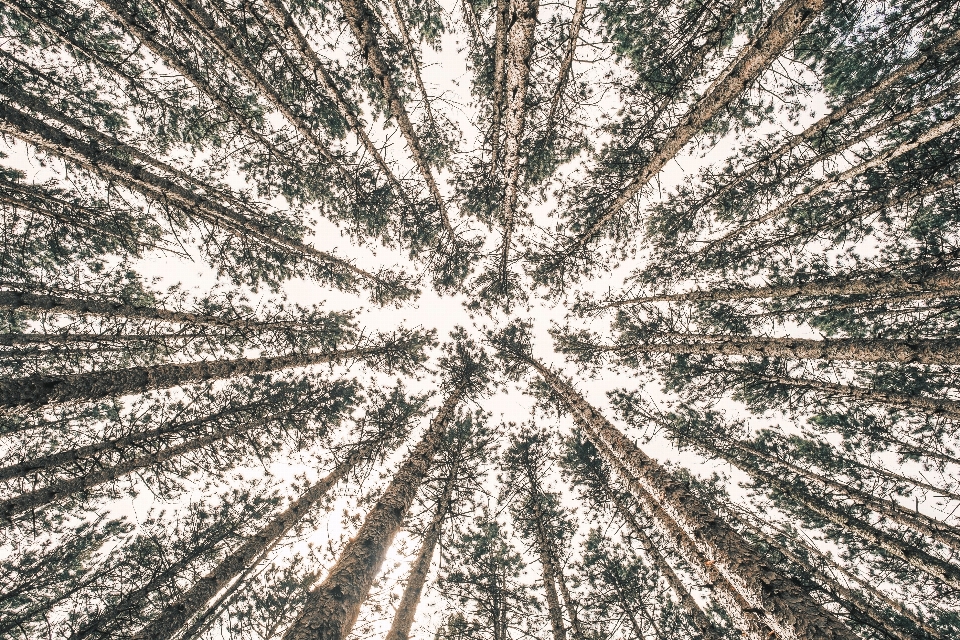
703,110,960,252
706,26,960,206
384,460,458,640
133,438,379,640
497,0,540,291
563,0,824,256
600,268,960,308
526,357,857,640
386,0,438,132
336,0,453,237
0,420,257,521
0,398,267,481
704,440,960,590
601,479,719,639
544,0,586,135
0,101,379,289
490,0,510,169
282,387,463,640
729,508,941,640
608,333,960,365
555,572,585,640
0,345,381,409
259,0,413,212
0,290,310,332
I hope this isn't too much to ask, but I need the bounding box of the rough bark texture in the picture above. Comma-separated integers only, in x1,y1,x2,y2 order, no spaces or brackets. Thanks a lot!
498,0,540,290
704,110,960,251
337,0,453,236
0,422,252,521
0,399,264,481
602,269,960,307
134,440,378,640
0,345,376,409
565,0,824,255
527,357,857,640
259,0,411,206
544,0,586,134
384,463,457,640
490,0,510,168
282,388,462,640
610,334,960,365
387,0,438,131
0,101,374,284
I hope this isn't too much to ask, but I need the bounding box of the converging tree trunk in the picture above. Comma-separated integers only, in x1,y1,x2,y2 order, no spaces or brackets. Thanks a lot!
282,386,464,640
525,357,857,640
133,437,384,640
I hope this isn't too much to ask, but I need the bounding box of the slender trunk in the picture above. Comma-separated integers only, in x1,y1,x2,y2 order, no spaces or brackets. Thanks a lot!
564,0,824,256
282,387,463,640
721,436,960,553
607,333,960,365
703,110,960,252
0,399,268,481
600,268,960,307
498,0,540,292
527,357,857,640
387,0,437,132
705,27,960,207
259,0,413,211
0,345,381,409
133,439,379,640
0,290,310,332
544,0,586,135
699,438,960,590
0,101,378,287
556,573,584,640
749,372,960,418
533,518,567,640
0,332,208,346
490,0,510,168
0,419,256,521
384,461,458,640
730,509,940,640
598,476,718,638
337,0,453,237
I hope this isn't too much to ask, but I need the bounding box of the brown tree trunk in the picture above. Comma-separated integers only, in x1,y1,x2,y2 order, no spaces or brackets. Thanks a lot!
526,357,857,640
0,398,266,481
498,0,540,292
384,461,458,640
544,0,586,135
0,101,378,288
703,110,960,252
608,333,960,365
564,0,824,255
336,0,453,237
259,0,413,212
0,344,382,409
133,439,379,640
386,0,438,132
729,508,941,640
600,268,960,308
490,0,510,169
282,387,463,640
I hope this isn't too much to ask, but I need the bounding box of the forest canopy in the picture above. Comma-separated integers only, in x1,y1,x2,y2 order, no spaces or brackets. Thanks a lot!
1,0,960,639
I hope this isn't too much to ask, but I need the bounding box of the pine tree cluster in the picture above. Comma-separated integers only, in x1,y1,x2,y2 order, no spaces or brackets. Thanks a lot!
1,0,959,639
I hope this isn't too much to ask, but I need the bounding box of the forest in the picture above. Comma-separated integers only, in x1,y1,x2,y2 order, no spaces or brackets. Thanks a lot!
1,0,959,639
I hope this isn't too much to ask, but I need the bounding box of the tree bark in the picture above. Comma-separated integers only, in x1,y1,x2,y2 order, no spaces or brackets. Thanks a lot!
490,0,510,169
702,110,960,252
386,0,438,132
133,438,380,640
282,387,463,640
336,0,453,237
544,0,586,135
0,398,267,481
563,0,824,256
606,333,960,365
599,268,960,308
497,0,540,292
526,357,857,640
259,0,413,212
0,101,379,287
0,344,383,409
384,461,458,640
